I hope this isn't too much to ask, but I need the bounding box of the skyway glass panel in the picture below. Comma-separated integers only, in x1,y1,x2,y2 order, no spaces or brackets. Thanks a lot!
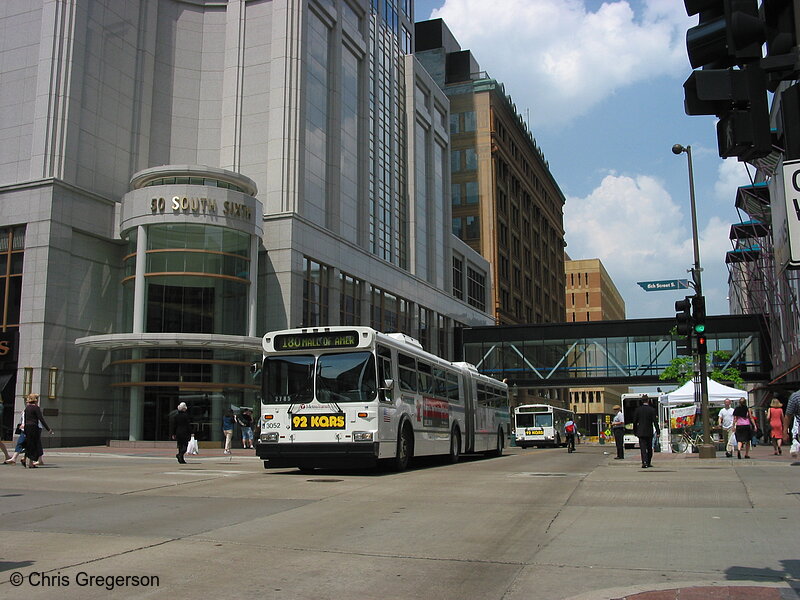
463,318,766,386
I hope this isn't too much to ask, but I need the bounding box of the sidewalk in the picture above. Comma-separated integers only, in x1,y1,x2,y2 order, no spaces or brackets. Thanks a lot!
40,444,261,460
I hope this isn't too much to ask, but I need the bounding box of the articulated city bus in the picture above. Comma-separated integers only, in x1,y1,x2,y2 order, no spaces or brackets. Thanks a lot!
513,404,575,448
256,326,509,471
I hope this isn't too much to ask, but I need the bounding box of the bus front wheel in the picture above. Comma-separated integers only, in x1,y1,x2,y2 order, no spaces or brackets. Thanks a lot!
392,423,413,471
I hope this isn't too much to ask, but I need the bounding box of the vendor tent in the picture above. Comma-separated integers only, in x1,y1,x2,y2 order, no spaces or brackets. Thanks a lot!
658,379,747,453
659,379,747,406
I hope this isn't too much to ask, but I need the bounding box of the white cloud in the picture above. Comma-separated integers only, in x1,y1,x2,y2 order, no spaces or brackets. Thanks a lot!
430,0,688,126
564,173,732,318
714,158,752,204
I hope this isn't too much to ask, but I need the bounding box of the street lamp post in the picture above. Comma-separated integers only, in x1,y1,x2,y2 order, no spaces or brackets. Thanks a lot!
672,144,714,459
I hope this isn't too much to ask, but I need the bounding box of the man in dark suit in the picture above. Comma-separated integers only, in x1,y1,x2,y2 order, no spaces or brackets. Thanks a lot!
170,401,191,464
633,398,659,468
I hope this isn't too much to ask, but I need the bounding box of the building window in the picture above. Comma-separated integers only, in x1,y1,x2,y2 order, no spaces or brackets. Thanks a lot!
340,272,363,325
451,148,477,172
498,255,509,279
451,181,479,206
130,224,251,336
453,256,464,300
0,226,25,330
370,285,410,334
453,215,480,240
302,257,331,327
450,111,476,134
467,267,486,311
418,305,432,351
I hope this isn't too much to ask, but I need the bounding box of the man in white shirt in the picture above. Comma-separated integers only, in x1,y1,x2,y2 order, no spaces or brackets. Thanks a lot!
718,398,735,458
611,404,625,460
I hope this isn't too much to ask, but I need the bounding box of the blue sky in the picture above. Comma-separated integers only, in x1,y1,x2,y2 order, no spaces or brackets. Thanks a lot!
415,0,757,320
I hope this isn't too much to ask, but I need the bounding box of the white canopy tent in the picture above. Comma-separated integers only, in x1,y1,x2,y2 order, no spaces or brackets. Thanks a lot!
658,379,748,452
659,378,747,406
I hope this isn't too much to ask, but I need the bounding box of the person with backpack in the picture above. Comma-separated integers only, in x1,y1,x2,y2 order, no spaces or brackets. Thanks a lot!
564,418,578,453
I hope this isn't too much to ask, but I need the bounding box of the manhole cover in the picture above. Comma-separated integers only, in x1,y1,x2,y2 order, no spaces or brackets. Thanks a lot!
307,478,343,483
511,472,568,477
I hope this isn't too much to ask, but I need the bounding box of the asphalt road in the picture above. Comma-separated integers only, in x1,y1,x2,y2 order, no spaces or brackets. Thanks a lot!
1,444,798,599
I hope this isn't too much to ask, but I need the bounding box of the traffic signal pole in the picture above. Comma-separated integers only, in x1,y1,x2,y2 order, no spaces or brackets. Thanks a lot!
673,144,714,459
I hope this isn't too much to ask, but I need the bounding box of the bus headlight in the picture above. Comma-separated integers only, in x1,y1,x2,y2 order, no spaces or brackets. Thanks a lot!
353,431,373,442
261,432,279,443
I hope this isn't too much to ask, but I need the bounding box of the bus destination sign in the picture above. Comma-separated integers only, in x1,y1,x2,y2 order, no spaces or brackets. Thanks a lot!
274,331,360,351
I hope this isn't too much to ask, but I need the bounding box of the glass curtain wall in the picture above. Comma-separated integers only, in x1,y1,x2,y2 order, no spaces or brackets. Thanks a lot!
117,223,257,442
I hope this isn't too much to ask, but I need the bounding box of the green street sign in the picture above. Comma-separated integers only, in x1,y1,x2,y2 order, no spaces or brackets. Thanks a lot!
637,279,690,292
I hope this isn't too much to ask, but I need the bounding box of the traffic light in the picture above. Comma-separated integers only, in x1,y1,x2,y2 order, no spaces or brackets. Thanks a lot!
681,0,772,161
692,296,707,355
685,0,763,69
675,297,694,356
691,295,706,332
761,0,800,91
684,64,772,160
696,332,708,355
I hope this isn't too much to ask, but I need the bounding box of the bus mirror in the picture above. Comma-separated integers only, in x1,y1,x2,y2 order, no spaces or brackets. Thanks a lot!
380,378,394,390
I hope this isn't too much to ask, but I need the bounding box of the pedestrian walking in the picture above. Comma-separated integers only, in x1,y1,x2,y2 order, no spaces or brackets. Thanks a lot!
733,398,756,459
718,398,735,457
611,404,625,459
222,409,235,454
22,393,54,468
170,401,191,464
237,408,254,449
4,414,25,465
633,398,659,469
767,398,784,455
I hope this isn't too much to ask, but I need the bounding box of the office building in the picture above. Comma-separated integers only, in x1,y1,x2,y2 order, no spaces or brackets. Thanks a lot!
0,0,492,444
414,19,567,327
564,257,626,425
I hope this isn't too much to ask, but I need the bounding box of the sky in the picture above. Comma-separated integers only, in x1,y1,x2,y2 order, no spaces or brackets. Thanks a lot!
415,0,759,320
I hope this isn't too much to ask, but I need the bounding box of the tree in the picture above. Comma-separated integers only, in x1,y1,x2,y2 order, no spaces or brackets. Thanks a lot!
660,350,744,388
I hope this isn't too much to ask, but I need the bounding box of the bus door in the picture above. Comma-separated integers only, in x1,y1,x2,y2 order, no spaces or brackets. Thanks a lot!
461,373,475,452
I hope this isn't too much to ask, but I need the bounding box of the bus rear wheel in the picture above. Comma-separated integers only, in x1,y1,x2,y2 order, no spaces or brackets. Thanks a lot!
487,428,504,457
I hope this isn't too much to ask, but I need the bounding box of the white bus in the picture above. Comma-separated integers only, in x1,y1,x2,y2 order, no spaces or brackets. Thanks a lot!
513,404,575,448
256,326,509,471
621,393,658,448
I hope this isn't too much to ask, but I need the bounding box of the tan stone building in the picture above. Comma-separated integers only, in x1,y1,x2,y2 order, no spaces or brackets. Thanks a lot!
415,19,567,328
564,257,627,426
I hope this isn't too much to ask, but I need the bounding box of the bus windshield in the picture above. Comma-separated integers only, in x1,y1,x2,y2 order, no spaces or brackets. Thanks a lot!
316,351,377,403
264,355,314,403
516,413,553,428
264,351,377,404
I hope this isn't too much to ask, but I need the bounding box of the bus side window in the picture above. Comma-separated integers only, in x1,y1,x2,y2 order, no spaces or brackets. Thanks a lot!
447,372,460,402
477,384,487,406
398,353,417,393
417,361,434,395
433,367,447,399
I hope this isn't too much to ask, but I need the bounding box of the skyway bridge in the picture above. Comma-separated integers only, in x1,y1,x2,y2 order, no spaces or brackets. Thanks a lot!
460,314,769,388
